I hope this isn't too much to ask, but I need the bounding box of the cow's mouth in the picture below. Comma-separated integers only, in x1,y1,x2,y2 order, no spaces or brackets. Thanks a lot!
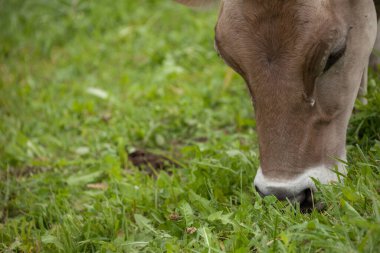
299,189,326,212
256,187,325,212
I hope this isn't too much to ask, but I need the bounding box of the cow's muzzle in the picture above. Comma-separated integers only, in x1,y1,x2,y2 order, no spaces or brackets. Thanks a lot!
253,163,346,207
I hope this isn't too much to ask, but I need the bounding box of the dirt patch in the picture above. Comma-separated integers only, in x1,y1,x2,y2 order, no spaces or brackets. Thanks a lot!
193,136,208,143
0,166,50,180
128,149,180,175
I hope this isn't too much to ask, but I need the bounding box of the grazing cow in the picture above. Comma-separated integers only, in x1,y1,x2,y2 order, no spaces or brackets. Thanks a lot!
177,0,379,204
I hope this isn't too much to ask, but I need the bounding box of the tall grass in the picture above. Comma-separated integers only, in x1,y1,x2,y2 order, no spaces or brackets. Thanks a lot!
0,1,379,252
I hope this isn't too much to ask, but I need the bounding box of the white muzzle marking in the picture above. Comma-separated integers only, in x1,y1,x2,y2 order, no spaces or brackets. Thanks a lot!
254,162,347,197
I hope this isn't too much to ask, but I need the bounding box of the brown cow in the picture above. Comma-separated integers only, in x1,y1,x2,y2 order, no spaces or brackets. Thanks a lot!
177,0,379,204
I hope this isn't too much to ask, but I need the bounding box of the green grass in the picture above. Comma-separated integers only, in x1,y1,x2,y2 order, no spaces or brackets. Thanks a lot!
0,0,379,252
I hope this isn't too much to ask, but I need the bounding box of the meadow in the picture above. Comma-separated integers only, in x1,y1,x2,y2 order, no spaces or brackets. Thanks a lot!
0,0,379,252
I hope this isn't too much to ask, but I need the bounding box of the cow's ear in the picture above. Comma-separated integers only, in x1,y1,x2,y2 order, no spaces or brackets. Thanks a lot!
175,0,219,8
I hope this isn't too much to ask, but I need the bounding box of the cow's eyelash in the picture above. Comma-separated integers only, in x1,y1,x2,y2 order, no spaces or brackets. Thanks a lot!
323,43,347,73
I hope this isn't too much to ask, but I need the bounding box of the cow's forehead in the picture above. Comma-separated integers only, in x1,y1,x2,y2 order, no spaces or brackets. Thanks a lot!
216,0,344,79
222,0,331,20
218,0,339,43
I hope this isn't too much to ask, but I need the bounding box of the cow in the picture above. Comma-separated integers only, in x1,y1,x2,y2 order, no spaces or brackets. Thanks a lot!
176,0,379,205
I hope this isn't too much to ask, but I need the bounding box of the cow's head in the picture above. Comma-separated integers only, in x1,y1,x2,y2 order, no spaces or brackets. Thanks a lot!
177,0,377,203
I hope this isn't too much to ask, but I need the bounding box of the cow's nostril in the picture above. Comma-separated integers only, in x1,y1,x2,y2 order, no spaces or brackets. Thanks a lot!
299,188,316,210
303,188,313,203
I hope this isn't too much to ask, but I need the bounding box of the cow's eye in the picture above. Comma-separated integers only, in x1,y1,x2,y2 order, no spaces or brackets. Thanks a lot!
323,44,346,73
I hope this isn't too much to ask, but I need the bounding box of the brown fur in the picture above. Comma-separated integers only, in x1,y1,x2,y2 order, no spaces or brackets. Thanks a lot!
175,0,218,7
178,0,378,181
